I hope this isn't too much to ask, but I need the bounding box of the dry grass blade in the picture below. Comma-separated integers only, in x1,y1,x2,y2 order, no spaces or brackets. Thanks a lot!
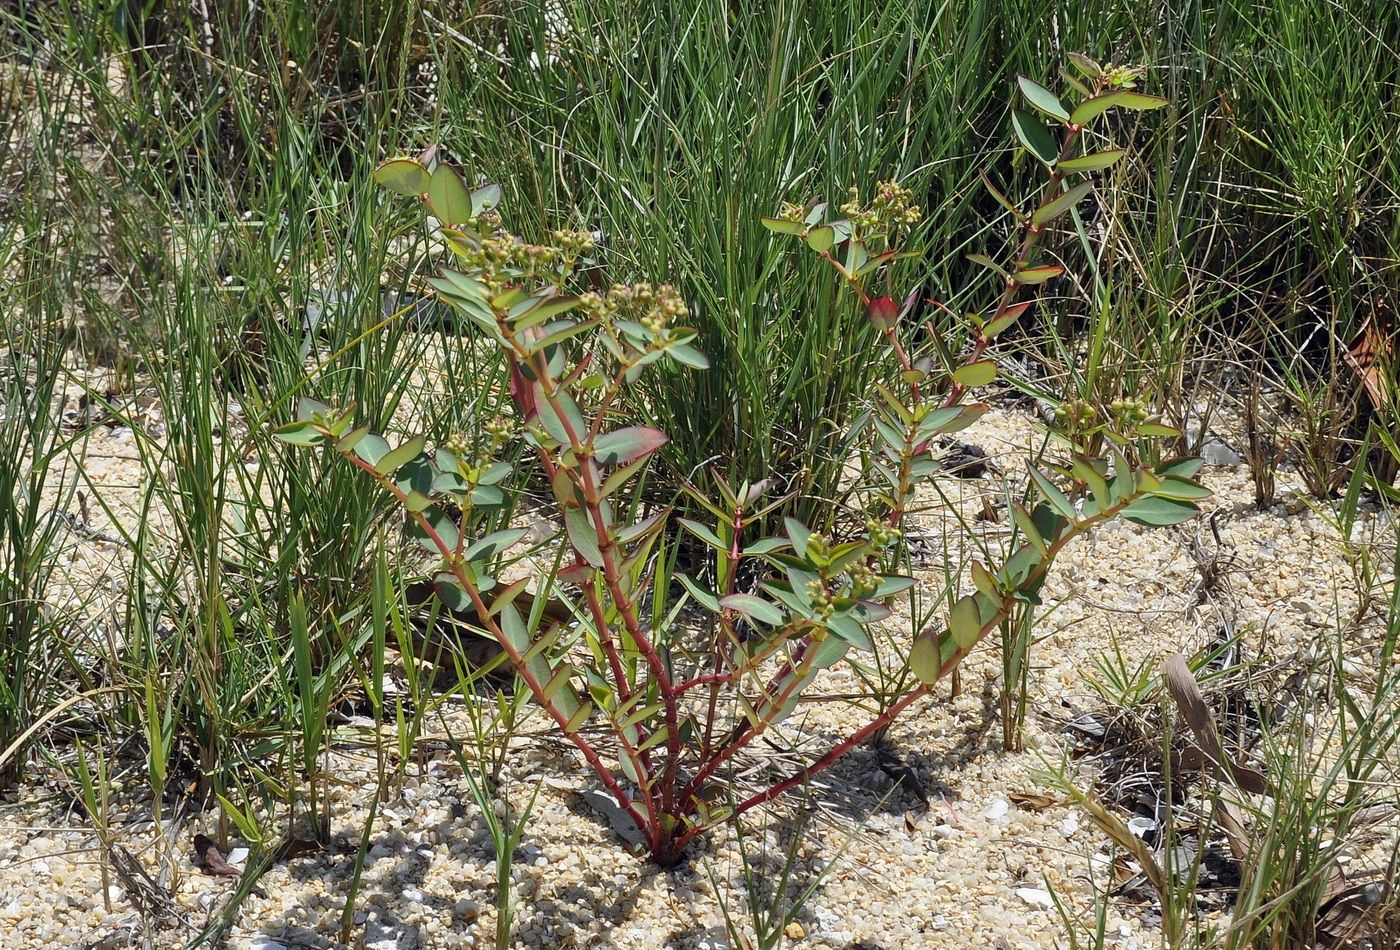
1059,782,1170,900
1162,653,1271,796
1161,652,1259,862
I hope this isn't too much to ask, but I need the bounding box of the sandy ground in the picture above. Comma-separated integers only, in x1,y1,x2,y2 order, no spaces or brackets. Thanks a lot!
1,393,1395,949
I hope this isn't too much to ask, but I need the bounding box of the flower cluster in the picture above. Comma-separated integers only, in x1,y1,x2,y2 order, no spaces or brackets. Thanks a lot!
453,226,596,292
775,200,807,224
1054,398,1098,434
840,179,923,236
1108,398,1150,428
581,282,689,335
865,517,901,549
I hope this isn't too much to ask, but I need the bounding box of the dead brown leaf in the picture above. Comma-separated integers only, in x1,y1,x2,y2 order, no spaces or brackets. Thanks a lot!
1009,791,1060,811
192,834,241,878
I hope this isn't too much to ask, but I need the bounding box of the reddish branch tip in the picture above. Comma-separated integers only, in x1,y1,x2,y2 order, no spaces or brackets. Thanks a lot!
866,294,899,331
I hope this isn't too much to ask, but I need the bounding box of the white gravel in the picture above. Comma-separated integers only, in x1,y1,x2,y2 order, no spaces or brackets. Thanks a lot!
3,403,1394,948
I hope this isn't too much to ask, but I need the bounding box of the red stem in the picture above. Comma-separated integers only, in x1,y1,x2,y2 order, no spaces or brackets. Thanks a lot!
516,345,687,819
344,450,656,847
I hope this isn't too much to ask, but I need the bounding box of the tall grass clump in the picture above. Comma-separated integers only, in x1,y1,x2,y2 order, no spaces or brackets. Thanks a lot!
2,0,513,850
0,46,87,788
427,0,1072,526
0,262,74,789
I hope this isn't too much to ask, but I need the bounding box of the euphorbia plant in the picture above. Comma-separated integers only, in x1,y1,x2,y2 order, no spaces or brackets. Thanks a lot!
275,61,1199,867
762,57,1185,744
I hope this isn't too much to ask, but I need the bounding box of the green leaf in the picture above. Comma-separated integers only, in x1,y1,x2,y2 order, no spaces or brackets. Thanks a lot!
910,627,956,684
1014,264,1065,285
742,537,789,556
761,216,806,235
975,589,1007,624
534,386,586,445
470,182,502,217
854,248,921,278
336,425,369,453
1012,502,1047,556
1000,543,1043,589
971,561,1000,599
918,403,989,438
410,508,459,555
1071,455,1112,509
541,665,578,703
1067,52,1102,78
464,528,528,561
1028,465,1077,519
980,172,1026,220
375,435,426,476
593,426,669,465
433,573,474,613
805,225,836,253
637,724,670,752
1137,422,1182,438
1110,91,1170,110
874,575,915,597
392,454,434,503
352,433,391,469
952,360,998,387
296,396,330,421
565,507,604,566
1057,149,1127,173
273,420,325,446
1157,457,1204,480
1151,476,1212,501
1031,181,1094,226
1018,75,1069,121
426,163,473,226
498,602,529,653
676,574,720,612
533,319,597,352
564,702,593,732
512,294,581,330
1110,450,1136,504
1059,67,1093,99
600,454,651,498
845,237,869,274
719,593,784,626
784,518,811,559
678,518,728,553
966,253,1010,281
1070,91,1169,126
948,594,983,649
470,485,504,506
1012,109,1059,165
439,269,491,303
666,341,710,369
824,613,873,651
373,158,429,196
1032,502,1067,547
1121,495,1198,527
616,509,667,545
984,301,1033,339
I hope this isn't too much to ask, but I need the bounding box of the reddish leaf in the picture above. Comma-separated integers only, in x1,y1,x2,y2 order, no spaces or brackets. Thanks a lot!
866,295,899,331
